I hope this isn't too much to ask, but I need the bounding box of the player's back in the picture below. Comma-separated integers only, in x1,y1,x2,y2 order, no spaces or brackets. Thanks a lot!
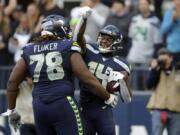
22,39,74,100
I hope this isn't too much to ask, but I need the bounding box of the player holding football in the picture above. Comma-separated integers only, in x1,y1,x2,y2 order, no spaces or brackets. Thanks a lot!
73,7,132,135
1,14,118,135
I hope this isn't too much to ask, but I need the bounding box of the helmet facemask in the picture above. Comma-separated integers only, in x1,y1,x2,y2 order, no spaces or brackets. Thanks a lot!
97,34,114,53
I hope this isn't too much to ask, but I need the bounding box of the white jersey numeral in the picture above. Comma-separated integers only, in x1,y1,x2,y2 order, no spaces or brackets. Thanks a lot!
88,61,112,88
30,52,64,82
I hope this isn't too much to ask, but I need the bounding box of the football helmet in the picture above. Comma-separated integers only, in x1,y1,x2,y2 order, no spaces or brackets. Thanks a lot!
97,25,123,53
41,14,71,38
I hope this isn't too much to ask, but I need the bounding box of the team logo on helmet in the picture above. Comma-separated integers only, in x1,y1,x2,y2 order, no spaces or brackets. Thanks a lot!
41,15,71,38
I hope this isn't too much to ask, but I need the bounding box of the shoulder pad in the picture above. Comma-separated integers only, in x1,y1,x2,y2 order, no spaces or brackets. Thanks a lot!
86,43,99,54
113,57,131,74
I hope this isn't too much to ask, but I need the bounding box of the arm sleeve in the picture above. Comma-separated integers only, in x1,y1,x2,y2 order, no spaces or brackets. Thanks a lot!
152,19,163,45
160,9,175,35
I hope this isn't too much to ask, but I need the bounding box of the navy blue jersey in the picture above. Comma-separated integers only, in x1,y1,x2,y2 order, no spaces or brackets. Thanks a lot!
22,39,74,99
80,43,130,106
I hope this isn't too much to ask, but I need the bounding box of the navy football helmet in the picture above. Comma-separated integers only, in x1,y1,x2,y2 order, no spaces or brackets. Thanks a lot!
97,25,123,53
41,14,71,38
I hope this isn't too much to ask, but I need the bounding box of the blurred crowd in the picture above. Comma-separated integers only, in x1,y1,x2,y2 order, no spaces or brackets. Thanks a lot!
0,0,66,65
0,0,180,90
0,1,180,135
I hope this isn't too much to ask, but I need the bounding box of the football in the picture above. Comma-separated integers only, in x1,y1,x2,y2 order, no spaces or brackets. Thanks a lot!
106,81,120,93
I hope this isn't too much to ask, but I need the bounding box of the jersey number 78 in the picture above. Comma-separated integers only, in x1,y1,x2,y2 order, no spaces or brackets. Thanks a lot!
30,51,64,82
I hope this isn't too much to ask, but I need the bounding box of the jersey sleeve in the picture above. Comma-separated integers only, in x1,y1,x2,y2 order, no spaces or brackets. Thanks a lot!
70,41,83,54
114,57,131,74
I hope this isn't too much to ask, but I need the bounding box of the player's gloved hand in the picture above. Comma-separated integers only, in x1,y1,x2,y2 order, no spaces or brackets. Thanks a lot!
108,71,124,82
1,109,22,132
108,71,132,103
104,94,118,108
79,6,92,19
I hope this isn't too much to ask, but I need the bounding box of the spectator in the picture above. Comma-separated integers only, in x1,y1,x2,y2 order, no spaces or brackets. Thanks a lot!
162,0,174,12
3,0,17,16
105,0,132,58
128,0,162,65
39,0,66,17
8,13,31,63
160,0,180,64
9,5,24,35
125,0,140,15
26,3,40,33
127,0,162,90
0,3,13,65
146,48,180,135
26,2,43,42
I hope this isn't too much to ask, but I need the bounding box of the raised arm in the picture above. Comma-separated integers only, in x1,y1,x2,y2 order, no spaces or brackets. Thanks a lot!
72,7,92,53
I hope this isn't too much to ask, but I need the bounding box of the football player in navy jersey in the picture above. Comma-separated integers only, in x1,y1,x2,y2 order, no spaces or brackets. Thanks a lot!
1,14,118,135
73,7,132,135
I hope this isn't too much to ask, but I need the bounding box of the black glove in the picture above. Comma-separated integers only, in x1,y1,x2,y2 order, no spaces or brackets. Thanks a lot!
9,111,22,132
1,109,22,132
